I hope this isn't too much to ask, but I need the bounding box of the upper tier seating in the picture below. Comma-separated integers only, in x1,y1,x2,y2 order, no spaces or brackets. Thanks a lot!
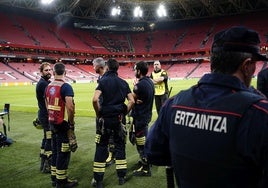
0,12,33,45
0,62,33,83
1,9,267,56
0,9,267,82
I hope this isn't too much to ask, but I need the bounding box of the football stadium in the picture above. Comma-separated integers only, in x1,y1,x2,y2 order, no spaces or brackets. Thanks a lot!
0,0,268,187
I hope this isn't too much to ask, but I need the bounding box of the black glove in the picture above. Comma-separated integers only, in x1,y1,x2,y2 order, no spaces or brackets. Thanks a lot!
128,123,136,145
68,121,75,130
67,129,78,152
118,123,127,143
122,104,128,115
96,117,105,135
33,118,43,130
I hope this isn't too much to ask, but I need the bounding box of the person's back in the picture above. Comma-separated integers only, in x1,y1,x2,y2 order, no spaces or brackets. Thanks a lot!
145,26,268,188
257,67,268,98
99,71,129,109
167,78,266,187
92,58,134,187
45,62,78,188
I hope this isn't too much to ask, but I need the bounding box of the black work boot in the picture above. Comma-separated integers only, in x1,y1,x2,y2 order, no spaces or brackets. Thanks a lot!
96,181,104,188
133,157,151,176
40,154,46,172
133,165,151,176
91,178,104,188
91,178,96,187
51,175,56,187
56,178,78,188
41,158,51,173
118,177,126,185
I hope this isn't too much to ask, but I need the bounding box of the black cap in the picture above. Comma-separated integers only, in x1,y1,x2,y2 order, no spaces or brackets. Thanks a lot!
211,26,267,61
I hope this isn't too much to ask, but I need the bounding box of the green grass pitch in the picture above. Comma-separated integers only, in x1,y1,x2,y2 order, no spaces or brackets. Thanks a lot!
0,78,257,187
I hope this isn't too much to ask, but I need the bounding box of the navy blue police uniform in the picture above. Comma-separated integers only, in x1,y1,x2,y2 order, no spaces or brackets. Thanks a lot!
36,76,50,127
145,73,268,188
93,70,131,182
131,76,154,162
97,73,116,166
36,76,52,171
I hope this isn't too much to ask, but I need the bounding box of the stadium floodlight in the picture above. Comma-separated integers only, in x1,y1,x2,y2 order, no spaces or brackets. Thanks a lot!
157,4,167,17
40,0,54,5
133,6,143,18
111,6,121,16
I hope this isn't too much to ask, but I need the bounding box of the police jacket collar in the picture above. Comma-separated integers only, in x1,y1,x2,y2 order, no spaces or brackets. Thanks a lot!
41,76,50,82
139,76,148,81
198,73,249,91
104,70,118,76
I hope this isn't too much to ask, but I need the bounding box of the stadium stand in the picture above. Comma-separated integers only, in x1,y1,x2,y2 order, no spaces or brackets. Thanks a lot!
165,63,199,79
189,62,210,78
63,64,96,83
117,64,135,79
93,32,132,53
0,62,97,84
0,62,33,84
72,30,109,53
8,62,40,82
0,6,267,83
0,12,33,46
131,32,151,54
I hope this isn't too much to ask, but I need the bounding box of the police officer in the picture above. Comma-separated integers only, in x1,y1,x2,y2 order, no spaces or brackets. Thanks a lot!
45,62,78,188
93,57,107,80
91,57,115,186
92,58,134,187
131,61,154,176
92,57,115,166
35,62,52,173
150,60,169,114
145,26,268,188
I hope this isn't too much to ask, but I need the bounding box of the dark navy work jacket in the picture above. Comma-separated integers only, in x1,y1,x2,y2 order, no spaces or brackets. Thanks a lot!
96,70,131,117
36,77,50,123
145,73,268,188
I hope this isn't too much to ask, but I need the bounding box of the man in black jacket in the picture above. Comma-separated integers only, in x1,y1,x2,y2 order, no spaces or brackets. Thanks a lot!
145,26,268,188
36,62,52,173
92,58,134,187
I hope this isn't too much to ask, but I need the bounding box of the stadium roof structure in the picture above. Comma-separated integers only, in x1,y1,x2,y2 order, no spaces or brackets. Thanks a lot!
1,0,268,32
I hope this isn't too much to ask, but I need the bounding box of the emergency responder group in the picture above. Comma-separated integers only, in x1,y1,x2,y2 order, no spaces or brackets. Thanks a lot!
35,26,268,188
36,59,168,188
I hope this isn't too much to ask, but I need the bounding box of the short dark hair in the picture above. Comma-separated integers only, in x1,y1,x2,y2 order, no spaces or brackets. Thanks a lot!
53,62,65,75
39,62,50,72
106,58,119,72
211,26,267,61
209,26,268,74
135,61,148,76
210,51,252,74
